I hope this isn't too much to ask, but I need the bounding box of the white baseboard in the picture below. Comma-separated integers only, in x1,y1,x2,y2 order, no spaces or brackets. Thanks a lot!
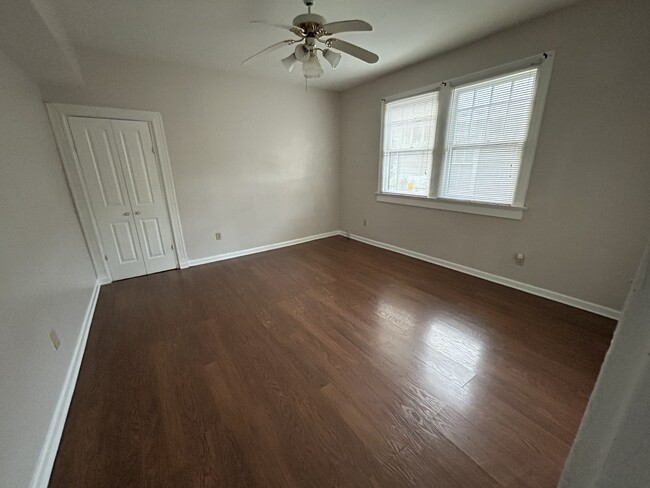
346,233,621,320
30,281,102,488
188,230,342,267
187,229,620,319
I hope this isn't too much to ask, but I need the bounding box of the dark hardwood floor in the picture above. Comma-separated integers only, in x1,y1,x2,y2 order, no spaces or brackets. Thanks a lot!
49,236,615,487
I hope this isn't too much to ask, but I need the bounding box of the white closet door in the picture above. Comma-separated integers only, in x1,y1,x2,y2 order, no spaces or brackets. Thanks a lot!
111,120,177,274
69,117,147,280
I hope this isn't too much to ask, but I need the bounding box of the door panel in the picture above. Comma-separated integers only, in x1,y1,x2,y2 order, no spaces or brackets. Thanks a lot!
88,132,126,207
69,117,147,281
112,120,177,274
118,129,154,206
138,218,165,259
110,221,140,263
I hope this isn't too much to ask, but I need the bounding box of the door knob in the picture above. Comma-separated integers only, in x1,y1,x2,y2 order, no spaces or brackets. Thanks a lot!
123,212,131,216
135,211,141,215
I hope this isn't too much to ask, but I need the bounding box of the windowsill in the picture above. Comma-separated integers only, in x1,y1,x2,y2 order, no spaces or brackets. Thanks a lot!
375,193,526,220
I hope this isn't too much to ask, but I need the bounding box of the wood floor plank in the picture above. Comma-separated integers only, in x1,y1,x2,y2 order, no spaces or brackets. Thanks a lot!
49,236,615,487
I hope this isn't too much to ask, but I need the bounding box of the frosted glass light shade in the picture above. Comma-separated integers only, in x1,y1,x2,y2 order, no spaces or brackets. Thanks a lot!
302,53,324,79
294,44,310,62
281,53,299,72
323,49,342,69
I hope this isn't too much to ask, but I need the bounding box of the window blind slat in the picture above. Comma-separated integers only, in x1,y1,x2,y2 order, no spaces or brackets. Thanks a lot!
382,91,439,196
440,68,539,205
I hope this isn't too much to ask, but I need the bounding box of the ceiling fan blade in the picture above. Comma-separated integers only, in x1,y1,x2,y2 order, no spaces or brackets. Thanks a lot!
242,40,294,65
321,20,372,35
327,38,378,64
250,21,304,37
249,20,293,30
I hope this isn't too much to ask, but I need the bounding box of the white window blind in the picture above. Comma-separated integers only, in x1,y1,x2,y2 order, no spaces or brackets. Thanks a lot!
382,91,439,196
439,67,539,205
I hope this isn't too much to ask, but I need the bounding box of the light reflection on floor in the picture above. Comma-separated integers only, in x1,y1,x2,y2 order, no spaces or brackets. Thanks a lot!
370,292,487,413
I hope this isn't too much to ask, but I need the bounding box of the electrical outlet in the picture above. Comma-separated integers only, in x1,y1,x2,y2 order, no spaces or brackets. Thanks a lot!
215,232,222,241
363,219,367,227
49,329,60,350
515,252,525,266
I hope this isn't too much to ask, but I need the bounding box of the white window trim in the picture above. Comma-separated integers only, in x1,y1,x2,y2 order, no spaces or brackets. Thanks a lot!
376,51,555,220
376,193,526,219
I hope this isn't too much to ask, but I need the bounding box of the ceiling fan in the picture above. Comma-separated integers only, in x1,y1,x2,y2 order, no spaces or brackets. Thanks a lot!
243,0,378,79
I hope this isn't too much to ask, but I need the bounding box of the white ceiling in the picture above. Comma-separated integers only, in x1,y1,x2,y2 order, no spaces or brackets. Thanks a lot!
53,0,583,91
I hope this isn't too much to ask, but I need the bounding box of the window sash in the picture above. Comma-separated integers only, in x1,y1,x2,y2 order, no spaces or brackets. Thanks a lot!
380,90,439,196
439,67,539,205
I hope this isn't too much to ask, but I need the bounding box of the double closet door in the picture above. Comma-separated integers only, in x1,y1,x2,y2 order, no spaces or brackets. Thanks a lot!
69,117,177,281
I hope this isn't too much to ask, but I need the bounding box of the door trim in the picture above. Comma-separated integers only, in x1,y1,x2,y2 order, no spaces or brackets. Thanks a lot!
46,103,189,283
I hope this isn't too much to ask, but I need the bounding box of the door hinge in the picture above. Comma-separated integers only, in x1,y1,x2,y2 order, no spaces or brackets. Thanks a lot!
104,255,109,261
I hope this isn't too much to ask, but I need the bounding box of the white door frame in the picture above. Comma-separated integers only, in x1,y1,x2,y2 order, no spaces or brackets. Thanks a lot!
46,103,189,283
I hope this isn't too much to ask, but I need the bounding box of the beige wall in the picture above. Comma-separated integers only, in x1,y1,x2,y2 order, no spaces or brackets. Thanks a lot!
41,49,341,262
339,0,650,311
0,50,96,487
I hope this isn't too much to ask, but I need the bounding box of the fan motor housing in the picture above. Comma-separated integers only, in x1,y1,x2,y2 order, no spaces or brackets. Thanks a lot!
292,13,325,33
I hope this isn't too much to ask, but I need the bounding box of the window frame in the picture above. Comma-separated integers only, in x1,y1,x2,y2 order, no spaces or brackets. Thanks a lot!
377,51,555,220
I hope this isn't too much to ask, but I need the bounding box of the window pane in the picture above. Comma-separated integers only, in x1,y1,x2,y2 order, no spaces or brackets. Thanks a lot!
382,91,438,196
445,145,523,204
440,68,538,204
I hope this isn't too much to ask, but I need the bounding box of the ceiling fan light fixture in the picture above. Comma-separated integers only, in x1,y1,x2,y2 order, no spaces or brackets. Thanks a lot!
281,53,299,72
244,0,377,80
302,53,324,79
294,44,311,62
323,49,342,69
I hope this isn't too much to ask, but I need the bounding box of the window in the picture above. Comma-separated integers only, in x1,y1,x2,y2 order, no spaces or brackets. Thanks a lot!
378,52,553,219
381,91,438,196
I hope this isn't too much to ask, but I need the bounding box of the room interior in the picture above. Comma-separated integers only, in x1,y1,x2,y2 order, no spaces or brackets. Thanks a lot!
1,0,649,486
